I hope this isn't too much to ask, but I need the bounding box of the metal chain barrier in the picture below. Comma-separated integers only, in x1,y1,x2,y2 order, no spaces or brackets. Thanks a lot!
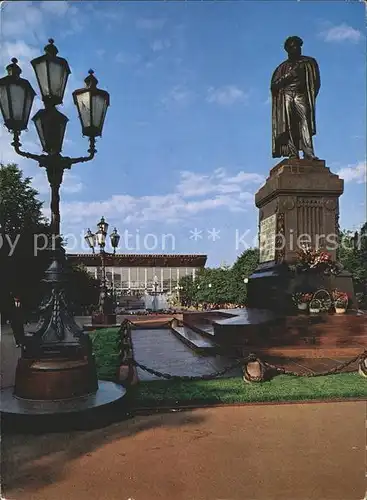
119,317,244,381
267,350,367,378
97,318,367,383
131,357,244,381
132,351,366,381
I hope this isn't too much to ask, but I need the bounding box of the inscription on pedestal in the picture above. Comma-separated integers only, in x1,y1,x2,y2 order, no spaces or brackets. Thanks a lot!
259,214,277,263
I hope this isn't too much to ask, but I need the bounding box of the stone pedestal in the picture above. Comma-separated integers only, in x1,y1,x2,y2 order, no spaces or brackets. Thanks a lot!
247,158,356,310
256,158,343,263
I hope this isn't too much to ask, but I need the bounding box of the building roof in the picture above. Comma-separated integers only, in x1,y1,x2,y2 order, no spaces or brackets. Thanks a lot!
67,253,207,267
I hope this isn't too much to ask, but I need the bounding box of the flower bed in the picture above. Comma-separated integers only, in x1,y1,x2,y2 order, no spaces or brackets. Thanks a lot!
293,245,341,275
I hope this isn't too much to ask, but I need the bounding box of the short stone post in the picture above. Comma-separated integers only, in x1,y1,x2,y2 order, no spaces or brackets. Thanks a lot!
358,355,367,378
242,354,269,383
117,321,139,386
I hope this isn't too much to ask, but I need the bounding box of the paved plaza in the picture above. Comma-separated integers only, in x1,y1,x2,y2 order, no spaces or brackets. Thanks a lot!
2,402,365,500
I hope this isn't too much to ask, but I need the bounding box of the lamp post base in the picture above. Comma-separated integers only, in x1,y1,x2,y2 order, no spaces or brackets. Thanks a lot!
14,355,98,400
0,380,126,431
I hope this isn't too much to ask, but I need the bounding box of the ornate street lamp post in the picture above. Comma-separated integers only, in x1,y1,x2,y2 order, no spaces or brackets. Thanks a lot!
85,218,120,325
0,40,125,411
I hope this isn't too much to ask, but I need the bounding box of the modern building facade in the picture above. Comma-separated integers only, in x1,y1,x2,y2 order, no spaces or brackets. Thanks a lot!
67,253,207,298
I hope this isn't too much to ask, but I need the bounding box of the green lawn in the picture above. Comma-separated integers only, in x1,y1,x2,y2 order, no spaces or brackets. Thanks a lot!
90,327,121,381
90,327,367,407
132,374,367,408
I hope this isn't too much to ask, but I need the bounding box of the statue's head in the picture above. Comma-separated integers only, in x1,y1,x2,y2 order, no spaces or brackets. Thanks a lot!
284,36,303,57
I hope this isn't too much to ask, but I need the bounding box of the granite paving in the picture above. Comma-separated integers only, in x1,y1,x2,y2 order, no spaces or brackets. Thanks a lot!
131,328,241,381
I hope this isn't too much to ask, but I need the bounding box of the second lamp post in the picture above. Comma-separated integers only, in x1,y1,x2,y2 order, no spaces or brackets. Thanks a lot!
85,217,120,324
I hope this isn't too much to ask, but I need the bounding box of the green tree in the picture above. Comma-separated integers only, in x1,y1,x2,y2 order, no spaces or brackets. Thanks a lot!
193,267,233,305
338,224,367,307
66,263,101,314
0,163,116,321
230,248,259,304
178,248,260,307
0,163,51,321
179,274,197,306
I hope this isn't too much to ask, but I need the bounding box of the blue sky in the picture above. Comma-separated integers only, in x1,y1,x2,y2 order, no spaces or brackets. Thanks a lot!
0,0,365,266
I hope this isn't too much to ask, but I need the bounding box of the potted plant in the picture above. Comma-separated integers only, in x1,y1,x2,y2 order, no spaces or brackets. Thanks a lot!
312,289,333,313
309,298,322,314
292,292,313,311
331,289,349,314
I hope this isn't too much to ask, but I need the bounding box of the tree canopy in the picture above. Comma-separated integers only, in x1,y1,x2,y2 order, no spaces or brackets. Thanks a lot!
0,163,100,321
66,262,101,314
338,223,367,307
178,229,367,309
179,248,260,306
0,163,45,233
0,163,50,319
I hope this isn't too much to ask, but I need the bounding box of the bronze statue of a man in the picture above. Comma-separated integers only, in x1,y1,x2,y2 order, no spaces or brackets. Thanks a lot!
271,36,320,160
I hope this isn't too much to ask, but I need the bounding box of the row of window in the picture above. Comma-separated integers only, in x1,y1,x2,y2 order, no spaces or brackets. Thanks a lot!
85,266,198,289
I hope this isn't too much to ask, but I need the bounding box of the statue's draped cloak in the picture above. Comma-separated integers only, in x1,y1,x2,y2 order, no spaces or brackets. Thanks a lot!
271,56,320,158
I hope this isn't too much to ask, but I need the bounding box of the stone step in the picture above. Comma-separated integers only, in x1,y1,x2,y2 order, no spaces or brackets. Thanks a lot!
170,325,217,354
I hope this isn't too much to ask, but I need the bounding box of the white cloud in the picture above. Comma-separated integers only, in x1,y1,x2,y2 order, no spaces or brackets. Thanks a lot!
0,126,82,200
136,18,166,30
1,1,82,42
58,167,263,225
0,40,42,88
30,170,83,195
0,128,21,166
0,127,41,167
151,39,171,52
161,85,194,107
177,169,264,197
62,174,83,194
1,40,39,62
115,52,141,65
213,167,226,179
40,1,70,16
87,5,123,22
206,85,248,106
1,0,85,44
61,66,85,110
321,23,363,43
1,2,44,39
61,7,87,37
337,161,366,184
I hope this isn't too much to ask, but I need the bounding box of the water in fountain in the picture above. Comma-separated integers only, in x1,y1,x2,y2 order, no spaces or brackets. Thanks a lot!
143,293,169,311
